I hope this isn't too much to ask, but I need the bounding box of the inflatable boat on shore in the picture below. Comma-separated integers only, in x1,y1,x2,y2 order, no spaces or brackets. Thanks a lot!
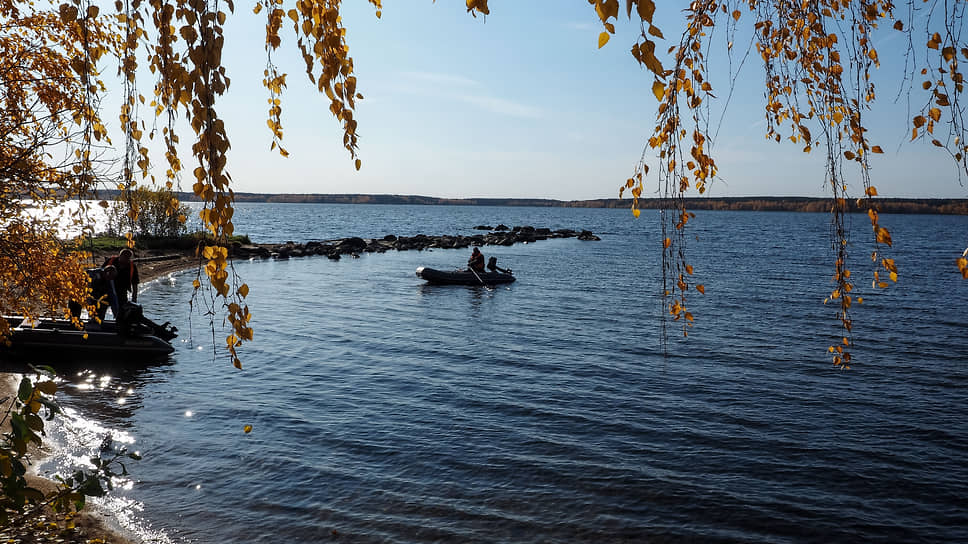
416,266,515,286
2,314,177,359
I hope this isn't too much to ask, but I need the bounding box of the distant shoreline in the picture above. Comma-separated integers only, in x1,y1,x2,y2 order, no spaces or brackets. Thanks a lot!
94,191,968,215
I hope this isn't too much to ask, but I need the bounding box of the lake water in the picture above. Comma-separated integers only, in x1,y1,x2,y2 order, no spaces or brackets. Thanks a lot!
29,204,968,542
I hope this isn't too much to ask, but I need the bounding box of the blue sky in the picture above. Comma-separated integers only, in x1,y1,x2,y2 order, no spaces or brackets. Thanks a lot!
195,1,968,200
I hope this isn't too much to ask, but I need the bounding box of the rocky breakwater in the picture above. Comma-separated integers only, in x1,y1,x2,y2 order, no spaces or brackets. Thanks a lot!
228,225,601,261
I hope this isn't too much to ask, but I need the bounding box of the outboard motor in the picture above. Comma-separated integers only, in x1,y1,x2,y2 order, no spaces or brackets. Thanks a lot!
151,321,178,342
120,301,144,325
487,256,512,275
119,302,178,341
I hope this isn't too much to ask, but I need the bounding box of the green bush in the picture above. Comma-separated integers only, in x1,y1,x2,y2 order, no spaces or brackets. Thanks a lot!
104,188,189,238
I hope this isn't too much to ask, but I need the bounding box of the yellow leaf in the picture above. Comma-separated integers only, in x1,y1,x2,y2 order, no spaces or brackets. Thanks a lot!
652,80,665,101
871,145,883,153
889,271,898,282
696,284,704,294
243,425,253,433
598,32,610,49
875,226,893,247
466,0,489,15
35,381,57,395
663,237,671,249
637,0,655,23
865,186,878,196
238,283,250,297
632,208,641,218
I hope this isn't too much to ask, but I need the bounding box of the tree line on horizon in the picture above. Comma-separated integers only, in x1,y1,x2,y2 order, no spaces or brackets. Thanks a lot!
140,191,968,215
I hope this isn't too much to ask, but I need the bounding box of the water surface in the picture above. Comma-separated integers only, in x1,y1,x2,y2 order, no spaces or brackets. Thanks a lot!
33,205,968,543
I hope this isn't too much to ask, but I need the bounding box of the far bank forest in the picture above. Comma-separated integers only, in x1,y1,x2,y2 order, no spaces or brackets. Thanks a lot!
146,193,968,214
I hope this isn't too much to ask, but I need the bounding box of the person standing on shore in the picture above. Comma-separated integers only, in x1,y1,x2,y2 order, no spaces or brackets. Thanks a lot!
103,248,140,304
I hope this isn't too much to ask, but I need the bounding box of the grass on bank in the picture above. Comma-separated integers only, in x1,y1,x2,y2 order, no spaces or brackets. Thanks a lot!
78,232,252,252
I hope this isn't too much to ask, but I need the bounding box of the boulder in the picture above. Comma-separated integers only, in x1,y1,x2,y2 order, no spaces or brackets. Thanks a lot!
336,237,367,254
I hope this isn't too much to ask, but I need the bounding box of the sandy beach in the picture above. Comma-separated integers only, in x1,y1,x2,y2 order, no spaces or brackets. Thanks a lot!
1,248,200,543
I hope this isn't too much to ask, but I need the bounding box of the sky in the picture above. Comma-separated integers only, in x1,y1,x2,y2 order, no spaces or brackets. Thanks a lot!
140,1,968,200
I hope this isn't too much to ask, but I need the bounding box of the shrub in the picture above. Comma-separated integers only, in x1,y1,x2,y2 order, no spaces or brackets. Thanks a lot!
104,188,189,238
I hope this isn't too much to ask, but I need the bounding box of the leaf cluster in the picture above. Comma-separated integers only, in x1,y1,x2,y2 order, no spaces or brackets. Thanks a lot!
590,1,965,365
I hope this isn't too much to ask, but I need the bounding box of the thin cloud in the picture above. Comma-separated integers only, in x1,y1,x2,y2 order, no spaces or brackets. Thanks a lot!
459,95,543,119
400,71,481,88
396,70,543,119
564,21,596,31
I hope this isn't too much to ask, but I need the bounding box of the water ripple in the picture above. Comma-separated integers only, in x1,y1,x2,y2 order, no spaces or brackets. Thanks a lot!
35,208,968,543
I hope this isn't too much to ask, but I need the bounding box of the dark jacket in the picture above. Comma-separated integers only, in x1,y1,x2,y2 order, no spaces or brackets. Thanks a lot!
103,256,140,299
87,267,120,318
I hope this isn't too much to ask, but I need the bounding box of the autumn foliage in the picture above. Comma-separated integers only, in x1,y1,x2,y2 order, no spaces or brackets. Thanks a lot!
595,0,968,367
0,0,113,328
3,0,967,364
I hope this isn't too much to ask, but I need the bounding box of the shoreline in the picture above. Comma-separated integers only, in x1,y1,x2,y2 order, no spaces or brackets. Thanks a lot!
0,375,139,544
0,252,197,543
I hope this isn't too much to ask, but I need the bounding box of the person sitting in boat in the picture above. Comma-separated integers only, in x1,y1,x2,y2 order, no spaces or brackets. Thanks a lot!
467,247,485,273
69,265,121,321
